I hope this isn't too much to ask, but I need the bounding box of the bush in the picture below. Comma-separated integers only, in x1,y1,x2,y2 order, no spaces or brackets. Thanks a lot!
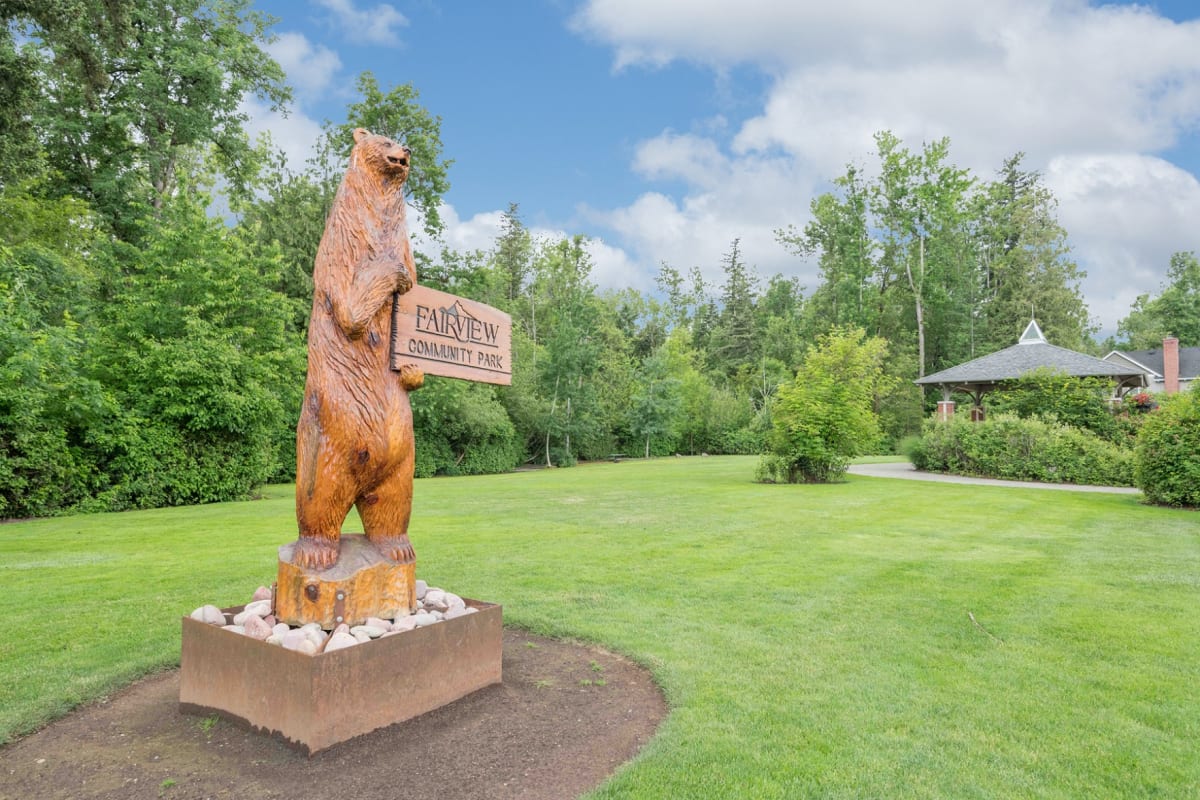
753,453,790,484
759,327,893,484
896,435,923,459
717,424,767,455
910,413,1134,486
1134,388,1200,507
412,378,523,477
987,369,1120,442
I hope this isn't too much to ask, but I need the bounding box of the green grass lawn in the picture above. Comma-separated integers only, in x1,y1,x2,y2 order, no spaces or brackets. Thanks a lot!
2,456,1198,798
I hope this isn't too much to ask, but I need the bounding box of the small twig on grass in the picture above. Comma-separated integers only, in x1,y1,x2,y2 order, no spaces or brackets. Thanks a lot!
967,611,1004,645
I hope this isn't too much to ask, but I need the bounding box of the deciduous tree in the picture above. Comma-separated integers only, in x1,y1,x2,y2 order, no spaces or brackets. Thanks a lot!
11,0,289,238
1117,251,1200,347
758,327,893,483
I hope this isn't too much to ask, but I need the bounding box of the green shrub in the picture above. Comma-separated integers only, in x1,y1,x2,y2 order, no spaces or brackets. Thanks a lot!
988,369,1120,443
753,453,790,484
911,413,1134,486
717,425,767,455
1134,388,1200,507
759,327,893,484
412,378,522,477
896,435,922,459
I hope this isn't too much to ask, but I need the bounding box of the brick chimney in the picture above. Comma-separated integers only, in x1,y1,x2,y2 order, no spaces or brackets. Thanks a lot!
1163,337,1180,394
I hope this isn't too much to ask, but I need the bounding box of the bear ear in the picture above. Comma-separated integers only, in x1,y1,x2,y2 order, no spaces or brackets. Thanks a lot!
353,128,370,144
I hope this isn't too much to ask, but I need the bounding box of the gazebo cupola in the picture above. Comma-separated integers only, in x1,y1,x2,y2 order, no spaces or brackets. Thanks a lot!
1018,319,1047,345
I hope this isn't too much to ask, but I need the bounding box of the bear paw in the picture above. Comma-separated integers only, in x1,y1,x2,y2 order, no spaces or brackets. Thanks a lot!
292,536,340,570
370,534,416,565
396,363,424,391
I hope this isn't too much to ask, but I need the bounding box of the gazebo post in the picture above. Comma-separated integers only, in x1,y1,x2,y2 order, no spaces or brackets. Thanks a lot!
936,385,954,421
970,388,986,422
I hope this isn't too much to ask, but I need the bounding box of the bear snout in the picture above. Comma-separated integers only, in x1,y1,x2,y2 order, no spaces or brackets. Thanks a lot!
386,145,412,168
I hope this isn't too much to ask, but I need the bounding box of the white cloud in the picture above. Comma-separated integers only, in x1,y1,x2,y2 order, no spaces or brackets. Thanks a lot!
579,235,648,291
313,0,409,47
1047,154,1200,333
266,32,342,99
572,0,1005,71
632,131,727,190
581,128,824,294
243,32,342,173
241,97,325,173
571,0,1200,332
433,205,504,254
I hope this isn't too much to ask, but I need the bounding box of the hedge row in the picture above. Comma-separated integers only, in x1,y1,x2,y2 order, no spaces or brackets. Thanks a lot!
909,413,1135,487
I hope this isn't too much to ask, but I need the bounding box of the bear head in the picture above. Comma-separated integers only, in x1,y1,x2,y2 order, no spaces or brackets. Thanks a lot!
352,128,412,184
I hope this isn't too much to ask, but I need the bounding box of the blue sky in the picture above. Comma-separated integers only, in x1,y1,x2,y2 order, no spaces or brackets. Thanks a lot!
247,0,1200,337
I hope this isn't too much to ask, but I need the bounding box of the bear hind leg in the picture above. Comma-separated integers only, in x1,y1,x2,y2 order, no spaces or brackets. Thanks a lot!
358,458,416,565
295,482,353,568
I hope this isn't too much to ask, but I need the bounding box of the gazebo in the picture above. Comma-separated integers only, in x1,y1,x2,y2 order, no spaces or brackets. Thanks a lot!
915,320,1147,419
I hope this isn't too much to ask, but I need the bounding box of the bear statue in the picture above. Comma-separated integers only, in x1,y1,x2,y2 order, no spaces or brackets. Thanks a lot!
292,128,425,570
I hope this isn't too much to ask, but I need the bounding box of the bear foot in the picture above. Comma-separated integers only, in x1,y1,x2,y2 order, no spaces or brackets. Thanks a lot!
370,534,416,564
292,535,340,570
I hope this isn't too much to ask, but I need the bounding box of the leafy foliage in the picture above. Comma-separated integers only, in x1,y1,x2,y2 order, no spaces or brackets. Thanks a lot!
0,37,1148,516
9,0,288,240
1134,387,1200,507
759,327,892,483
628,347,683,458
986,369,1119,442
411,378,522,477
1117,251,1200,347
327,72,453,239
910,413,1134,487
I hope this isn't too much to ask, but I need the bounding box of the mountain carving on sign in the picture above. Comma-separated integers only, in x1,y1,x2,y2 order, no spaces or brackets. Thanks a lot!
416,300,501,347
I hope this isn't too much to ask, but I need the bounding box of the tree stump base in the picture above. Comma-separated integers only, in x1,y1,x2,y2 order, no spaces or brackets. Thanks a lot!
275,534,416,629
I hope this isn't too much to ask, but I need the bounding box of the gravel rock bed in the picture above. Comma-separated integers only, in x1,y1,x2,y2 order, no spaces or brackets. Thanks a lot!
188,579,477,655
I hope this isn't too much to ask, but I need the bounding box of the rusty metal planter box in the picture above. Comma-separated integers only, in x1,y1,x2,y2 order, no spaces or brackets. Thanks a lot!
179,599,502,755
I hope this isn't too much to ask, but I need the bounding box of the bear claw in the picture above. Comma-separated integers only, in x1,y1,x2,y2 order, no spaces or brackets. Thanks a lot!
293,536,340,570
370,534,416,565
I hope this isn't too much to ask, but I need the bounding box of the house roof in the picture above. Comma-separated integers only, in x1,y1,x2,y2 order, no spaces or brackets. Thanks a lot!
915,320,1146,392
1103,345,1200,380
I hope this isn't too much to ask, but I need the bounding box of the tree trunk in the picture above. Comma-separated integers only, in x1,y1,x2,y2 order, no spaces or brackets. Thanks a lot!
545,375,558,467
564,395,571,460
905,236,928,378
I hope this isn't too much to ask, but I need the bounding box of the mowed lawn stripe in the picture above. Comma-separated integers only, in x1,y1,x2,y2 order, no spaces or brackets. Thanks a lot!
1,456,1197,798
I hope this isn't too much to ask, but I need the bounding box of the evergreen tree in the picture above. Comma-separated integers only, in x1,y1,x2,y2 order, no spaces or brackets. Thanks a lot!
709,239,759,376
494,203,533,305
973,154,1092,351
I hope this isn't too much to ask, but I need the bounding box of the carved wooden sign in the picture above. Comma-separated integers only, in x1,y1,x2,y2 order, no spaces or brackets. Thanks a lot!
390,285,512,385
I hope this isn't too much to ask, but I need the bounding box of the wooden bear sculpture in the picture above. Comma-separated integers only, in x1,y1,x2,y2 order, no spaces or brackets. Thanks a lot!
292,128,424,570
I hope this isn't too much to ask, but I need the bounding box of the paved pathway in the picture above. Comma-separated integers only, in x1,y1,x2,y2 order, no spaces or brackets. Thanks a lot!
847,460,1142,495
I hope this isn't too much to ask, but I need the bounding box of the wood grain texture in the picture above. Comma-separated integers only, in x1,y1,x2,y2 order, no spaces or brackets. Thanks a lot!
292,128,423,571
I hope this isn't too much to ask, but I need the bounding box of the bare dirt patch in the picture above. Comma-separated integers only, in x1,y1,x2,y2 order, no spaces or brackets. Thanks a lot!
0,630,665,800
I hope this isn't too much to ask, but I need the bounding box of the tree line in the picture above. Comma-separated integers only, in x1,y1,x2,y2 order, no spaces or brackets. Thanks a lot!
2,1,1195,517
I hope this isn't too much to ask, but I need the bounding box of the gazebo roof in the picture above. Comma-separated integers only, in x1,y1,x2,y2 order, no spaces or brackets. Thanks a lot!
915,320,1147,395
